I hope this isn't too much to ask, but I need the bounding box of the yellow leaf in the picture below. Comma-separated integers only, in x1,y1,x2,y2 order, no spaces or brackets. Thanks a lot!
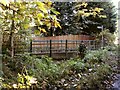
54,20,58,27
44,20,51,28
37,2,48,13
45,1,52,7
93,11,97,17
78,10,84,15
99,15,107,18
99,8,104,11
84,13,90,17
38,27,41,30
57,23,62,29
52,15,57,20
51,8,60,15
39,21,43,25
37,17,40,24
81,2,88,7
94,7,104,13
23,24,29,29
41,28,46,33
54,20,61,29
37,13,44,18
47,23,51,29
38,27,46,33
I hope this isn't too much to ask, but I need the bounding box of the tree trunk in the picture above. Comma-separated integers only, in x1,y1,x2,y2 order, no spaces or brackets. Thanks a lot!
9,31,14,58
9,9,15,58
0,30,2,90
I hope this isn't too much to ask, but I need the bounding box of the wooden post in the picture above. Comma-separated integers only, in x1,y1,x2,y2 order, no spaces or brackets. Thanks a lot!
89,40,91,50
76,40,77,47
30,40,32,56
47,40,48,52
61,40,62,49
94,40,96,50
65,40,68,59
50,40,52,57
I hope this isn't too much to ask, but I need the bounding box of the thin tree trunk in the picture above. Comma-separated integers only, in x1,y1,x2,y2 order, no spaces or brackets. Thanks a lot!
0,30,2,86
9,8,15,58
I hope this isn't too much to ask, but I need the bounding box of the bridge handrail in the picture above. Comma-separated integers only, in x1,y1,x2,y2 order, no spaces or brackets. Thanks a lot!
32,40,96,42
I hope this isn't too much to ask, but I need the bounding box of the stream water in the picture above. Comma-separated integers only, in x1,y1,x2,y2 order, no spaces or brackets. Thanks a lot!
111,50,120,90
112,74,120,90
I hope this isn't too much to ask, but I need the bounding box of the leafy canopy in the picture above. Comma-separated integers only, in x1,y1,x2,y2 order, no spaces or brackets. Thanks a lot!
0,0,61,35
74,2,106,18
52,2,108,36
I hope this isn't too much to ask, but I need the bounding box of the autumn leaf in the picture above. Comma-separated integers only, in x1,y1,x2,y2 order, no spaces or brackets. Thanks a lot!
23,24,29,29
54,20,61,29
44,0,52,7
74,2,88,8
81,2,88,7
94,7,104,13
37,13,44,19
99,15,107,18
51,8,60,15
41,28,46,33
36,2,48,13
38,27,46,33
77,10,85,16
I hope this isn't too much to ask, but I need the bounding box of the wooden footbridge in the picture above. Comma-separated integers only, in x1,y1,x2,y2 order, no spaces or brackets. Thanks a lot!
14,35,101,59
29,39,100,59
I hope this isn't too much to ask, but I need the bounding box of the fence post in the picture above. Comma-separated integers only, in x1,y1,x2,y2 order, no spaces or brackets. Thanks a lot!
94,40,96,50
89,40,91,50
65,40,68,59
61,40,62,49
50,40,52,57
30,40,32,56
47,40,48,51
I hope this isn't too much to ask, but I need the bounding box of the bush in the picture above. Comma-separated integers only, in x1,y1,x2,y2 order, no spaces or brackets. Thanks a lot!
96,29,115,46
78,43,87,59
2,45,117,89
83,46,117,65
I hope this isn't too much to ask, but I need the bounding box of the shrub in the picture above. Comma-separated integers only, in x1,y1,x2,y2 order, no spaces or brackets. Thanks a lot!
96,29,115,46
2,45,117,89
78,43,87,59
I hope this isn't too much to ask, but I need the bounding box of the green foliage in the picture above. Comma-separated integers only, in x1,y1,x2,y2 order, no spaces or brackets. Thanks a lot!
74,2,116,35
0,1,61,34
2,45,118,89
84,49,107,63
3,72,37,88
79,64,111,89
15,73,37,88
96,29,115,46
1,1,61,37
73,61,86,73
53,2,116,36
15,55,61,84
83,46,118,68
0,1,61,57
